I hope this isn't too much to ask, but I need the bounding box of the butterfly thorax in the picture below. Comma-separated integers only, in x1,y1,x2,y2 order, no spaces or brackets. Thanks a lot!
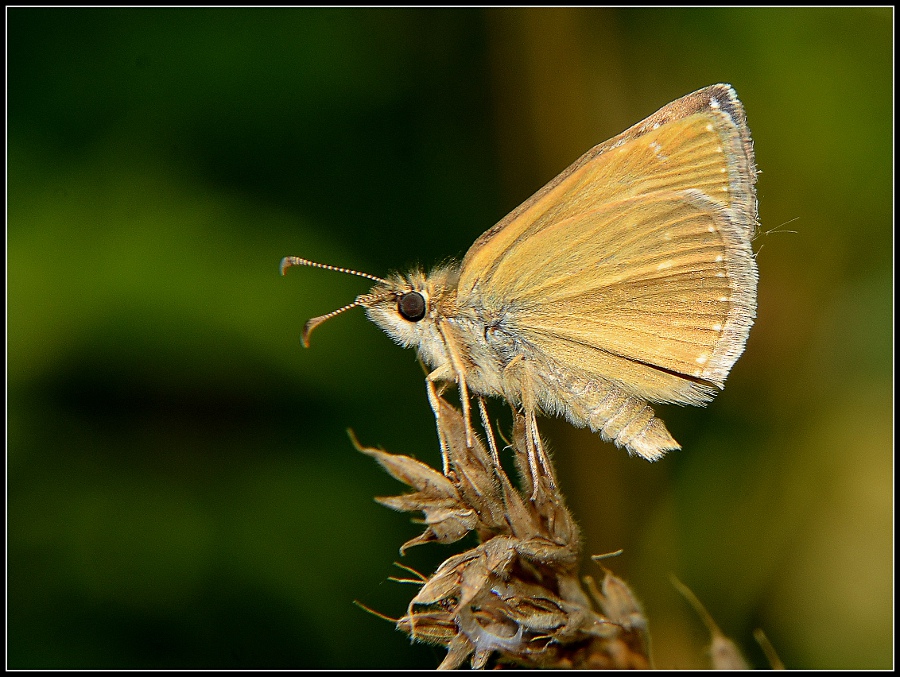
362,265,531,403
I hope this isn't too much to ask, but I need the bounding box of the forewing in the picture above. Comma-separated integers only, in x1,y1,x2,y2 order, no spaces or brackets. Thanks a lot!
458,84,756,301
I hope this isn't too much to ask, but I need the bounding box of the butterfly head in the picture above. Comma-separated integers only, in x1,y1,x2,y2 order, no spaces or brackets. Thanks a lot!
281,256,458,363
361,266,459,367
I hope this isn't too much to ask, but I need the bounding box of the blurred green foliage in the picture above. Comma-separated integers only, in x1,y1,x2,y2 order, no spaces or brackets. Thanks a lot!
8,7,892,669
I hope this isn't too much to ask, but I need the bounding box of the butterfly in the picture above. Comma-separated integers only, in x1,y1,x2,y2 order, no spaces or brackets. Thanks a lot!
282,83,758,480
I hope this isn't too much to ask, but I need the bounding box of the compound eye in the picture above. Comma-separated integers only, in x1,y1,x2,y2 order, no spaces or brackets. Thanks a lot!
398,292,426,322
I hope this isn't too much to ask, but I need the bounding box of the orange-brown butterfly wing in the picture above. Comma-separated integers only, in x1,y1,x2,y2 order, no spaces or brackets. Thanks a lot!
456,84,757,404
504,190,756,404
459,84,755,295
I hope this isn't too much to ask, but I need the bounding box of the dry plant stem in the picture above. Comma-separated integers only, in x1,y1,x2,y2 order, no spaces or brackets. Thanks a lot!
753,628,785,670
356,395,652,669
671,575,749,670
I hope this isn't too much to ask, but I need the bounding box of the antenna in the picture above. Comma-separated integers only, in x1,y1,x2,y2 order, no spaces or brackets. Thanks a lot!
280,256,388,285
279,256,392,347
302,298,368,348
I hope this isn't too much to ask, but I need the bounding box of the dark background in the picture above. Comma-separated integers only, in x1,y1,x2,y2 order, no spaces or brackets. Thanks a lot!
8,7,892,669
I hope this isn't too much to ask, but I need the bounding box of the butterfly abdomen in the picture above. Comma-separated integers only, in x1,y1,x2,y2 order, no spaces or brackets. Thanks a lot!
546,368,680,461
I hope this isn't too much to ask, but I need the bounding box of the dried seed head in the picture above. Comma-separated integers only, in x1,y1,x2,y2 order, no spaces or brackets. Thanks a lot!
359,394,651,669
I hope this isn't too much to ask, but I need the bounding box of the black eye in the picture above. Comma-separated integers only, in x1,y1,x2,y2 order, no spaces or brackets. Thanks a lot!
398,292,426,322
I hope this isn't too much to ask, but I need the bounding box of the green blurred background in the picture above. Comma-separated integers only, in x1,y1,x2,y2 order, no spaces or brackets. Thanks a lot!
8,7,892,669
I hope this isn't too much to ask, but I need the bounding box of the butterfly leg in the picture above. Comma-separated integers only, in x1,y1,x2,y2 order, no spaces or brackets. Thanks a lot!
528,411,557,490
517,385,557,499
436,322,477,449
425,365,456,475
476,396,501,469
522,406,558,500
501,356,557,498
522,411,540,497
